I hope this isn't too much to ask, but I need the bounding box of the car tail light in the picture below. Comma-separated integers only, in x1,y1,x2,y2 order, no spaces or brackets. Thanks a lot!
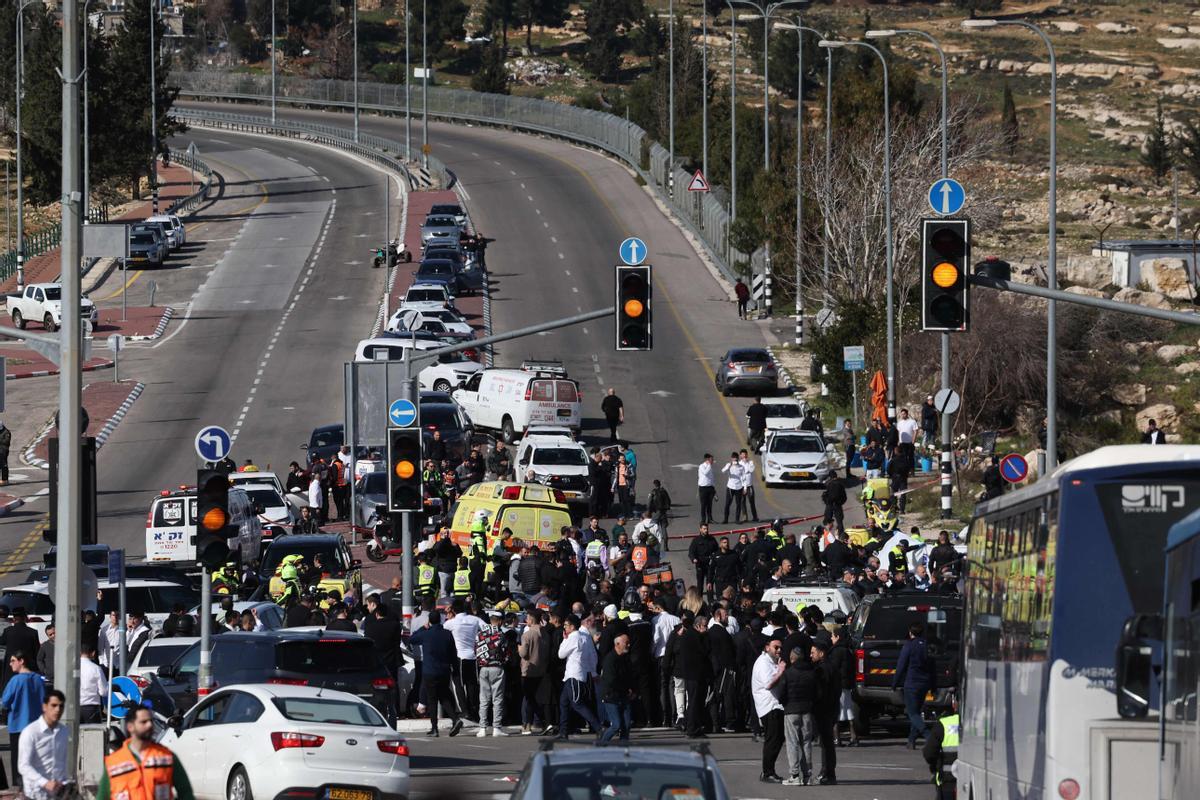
377,739,409,756
268,678,309,686
1058,779,1080,800
856,648,865,683
727,362,736,370
129,675,150,690
552,490,566,504
372,677,396,690
271,732,325,751
524,386,532,401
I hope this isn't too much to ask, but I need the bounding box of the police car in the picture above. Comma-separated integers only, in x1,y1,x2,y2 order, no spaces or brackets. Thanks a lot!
145,484,261,564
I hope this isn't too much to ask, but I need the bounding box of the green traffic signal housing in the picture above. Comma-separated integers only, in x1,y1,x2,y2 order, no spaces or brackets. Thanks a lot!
615,265,652,351
195,469,231,570
388,427,423,512
921,218,970,332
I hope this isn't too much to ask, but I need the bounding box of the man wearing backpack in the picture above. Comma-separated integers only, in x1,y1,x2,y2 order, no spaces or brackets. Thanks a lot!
647,479,672,551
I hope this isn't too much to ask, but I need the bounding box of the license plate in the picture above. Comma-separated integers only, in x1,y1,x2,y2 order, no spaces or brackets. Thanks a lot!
564,491,583,499
328,790,371,800
788,471,812,479
745,366,762,373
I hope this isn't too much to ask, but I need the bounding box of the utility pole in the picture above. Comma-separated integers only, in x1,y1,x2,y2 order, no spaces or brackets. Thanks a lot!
404,0,411,160
150,0,159,214
55,0,84,775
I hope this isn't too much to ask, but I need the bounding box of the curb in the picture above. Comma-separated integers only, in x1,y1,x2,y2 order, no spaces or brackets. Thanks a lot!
95,382,146,447
123,307,176,342
765,345,805,398
7,359,114,381
20,381,146,469
0,496,25,517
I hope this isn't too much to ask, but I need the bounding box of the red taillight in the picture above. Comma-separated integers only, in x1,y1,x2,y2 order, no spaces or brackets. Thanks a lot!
906,606,932,612
271,732,325,751
425,424,439,430
727,362,736,370
377,739,409,756
856,648,865,683
502,486,521,499
524,386,532,401
129,675,150,690
1058,779,1080,800
267,678,309,686
372,677,396,690
553,490,566,504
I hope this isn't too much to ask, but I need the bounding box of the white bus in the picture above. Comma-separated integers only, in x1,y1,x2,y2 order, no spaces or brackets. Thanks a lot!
957,445,1200,800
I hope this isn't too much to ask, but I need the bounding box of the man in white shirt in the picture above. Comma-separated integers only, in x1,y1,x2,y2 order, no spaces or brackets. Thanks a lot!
444,600,484,723
650,599,681,726
895,408,920,464
555,614,602,740
697,453,716,525
18,689,67,800
78,642,107,723
752,636,787,783
721,452,747,524
739,449,760,522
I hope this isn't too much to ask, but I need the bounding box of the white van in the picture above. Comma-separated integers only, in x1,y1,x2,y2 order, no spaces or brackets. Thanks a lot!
453,367,582,443
146,485,261,565
353,337,483,393
760,583,860,619
514,431,592,505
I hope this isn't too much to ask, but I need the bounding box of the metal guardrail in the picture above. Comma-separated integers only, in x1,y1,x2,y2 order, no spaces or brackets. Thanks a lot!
173,71,757,284
165,146,217,215
171,107,441,192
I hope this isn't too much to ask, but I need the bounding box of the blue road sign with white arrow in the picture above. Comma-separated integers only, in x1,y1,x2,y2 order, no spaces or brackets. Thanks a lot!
194,425,232,462
388,398,418,428
109,676,142,718
619,237,647,266
928,178,966,216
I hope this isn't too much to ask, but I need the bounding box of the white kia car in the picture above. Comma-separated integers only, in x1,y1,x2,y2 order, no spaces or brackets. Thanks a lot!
762,430,843,487
160,684,410,800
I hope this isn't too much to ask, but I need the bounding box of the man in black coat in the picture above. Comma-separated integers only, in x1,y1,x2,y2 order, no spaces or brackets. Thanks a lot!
0,609,40,681
821,474,848,528
364,601,405,712
708,537,741,598
811,637,840,785
822,530,856,578
735,618,766,737
669,615,712,738
707,608,738,732
688,526,718,596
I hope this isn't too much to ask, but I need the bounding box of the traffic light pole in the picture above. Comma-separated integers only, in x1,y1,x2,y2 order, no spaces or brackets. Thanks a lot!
969,274,1200,327
399,346,417,628
199,569,212,694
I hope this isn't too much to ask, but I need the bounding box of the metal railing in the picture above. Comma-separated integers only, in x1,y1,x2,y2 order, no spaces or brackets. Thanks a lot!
173,71,757,284
171,106,442,192
166,146,217,215
0,204,110,282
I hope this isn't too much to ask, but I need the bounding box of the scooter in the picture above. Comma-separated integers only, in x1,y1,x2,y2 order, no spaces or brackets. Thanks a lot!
372,239,412,268
366,505,404,563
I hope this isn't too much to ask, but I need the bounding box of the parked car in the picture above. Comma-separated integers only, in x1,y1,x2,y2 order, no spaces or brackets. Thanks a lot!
127,227,167,267
303,424,344,467
128,636,201,680
353,471,389,529
714,347,779,396
145,214,186,249
514,431,592,508
400,283,455,311
429,203,467,228
259,534,364,607
453,366,582,444
761,430,842,486
419,399,476,464
510,744,731,800
385,307,472,337
240,482,298,527
7,282,99,331
159,683,410,800
760,396,810,430
420,215,462,246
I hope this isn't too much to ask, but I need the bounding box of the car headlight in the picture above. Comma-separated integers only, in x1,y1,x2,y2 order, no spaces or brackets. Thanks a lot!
766,460,781,470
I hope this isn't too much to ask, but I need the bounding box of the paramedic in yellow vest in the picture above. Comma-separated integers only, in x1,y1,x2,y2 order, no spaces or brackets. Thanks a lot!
468,512,489,597
99,706,195,800
922,696,959,800
415,553,437,600
452,556,472,598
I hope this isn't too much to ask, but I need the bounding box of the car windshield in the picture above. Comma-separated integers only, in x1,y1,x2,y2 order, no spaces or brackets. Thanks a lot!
407,290,445,303
275,639,381,674
310,429,343,448
425,250,462,262
532,448,588,466
271,697,387,726
362,473,387,494
422,405,462,431
131,233,155,245
138,641,194,668
418,262,453,276
245,488,282,508
769,436,824,454
764,404,803,418
729,350,770,363
430,205,462,216
0,590,54,615
425,217,456,227
542,763,715,800
43,287,62,301
261,543,343,576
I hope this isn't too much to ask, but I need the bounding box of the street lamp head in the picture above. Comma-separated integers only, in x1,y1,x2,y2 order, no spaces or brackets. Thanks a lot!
961,19,999,29
817,40,847,48
865,29,897,38
738,13,764,21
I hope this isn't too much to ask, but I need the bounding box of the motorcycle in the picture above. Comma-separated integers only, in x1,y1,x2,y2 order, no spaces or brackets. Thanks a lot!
372,238,412,268
366,505,404,563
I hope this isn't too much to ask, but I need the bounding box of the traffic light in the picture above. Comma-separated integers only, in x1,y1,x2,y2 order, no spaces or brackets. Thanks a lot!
44,437,98,545
921,219,970,332
195,469,231,570
388,428,423,512
615,265,652,351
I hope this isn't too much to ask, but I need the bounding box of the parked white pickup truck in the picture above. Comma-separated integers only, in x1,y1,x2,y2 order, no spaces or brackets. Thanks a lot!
7,283,98,331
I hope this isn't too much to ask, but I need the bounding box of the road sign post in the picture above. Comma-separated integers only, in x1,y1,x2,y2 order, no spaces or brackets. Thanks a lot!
687,170,710,192
107,334,124,383
843,346,865,429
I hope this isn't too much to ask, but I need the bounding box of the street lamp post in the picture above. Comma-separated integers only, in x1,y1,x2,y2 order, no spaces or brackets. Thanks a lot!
271,0,276,123
150,0,159,214
421,0,428,169
867,27,953,516
14,0,38,290
701,0,708,181
82,0,98,219
668,0,674,198
725,1,738,225
404,0,411,160
820,38,895,420
964,18,1058,471
352,0,359,142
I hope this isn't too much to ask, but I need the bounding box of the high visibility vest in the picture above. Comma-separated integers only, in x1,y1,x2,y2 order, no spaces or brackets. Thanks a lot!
934,713,960,786
470,533,487,565
766,531,785,551
417,564,436,596
485,560,496,581
585,540,604,561
453,569,472,596
889,546,908,574
104,741,175,800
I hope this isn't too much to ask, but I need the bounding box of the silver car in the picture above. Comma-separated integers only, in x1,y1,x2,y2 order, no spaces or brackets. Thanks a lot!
354,470,389,528
511,744,733,800
715,347,779,396
420,215,461,246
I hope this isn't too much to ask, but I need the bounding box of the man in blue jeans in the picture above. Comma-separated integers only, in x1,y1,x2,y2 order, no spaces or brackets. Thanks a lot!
893,622,936,749
598,633,634,743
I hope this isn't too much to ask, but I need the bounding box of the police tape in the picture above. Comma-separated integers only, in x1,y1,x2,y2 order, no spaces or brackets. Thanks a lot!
668,512,826,541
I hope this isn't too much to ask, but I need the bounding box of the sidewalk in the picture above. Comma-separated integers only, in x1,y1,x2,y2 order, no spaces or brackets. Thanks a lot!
24,380,146,467
0,164,198,295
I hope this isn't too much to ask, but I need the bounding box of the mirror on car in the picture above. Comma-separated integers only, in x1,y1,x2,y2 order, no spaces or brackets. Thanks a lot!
167,714,183,735
156,664,176,679
300,443,309,450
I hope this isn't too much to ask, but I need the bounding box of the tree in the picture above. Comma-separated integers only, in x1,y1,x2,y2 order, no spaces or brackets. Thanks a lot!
481,0,516,50
1175,114,1200,190
1001,82,1019,157
470,43,510,94
519,0,569,52
421,0,469,62
1141,96,1172,186
13,3,62,204
582,0,643,80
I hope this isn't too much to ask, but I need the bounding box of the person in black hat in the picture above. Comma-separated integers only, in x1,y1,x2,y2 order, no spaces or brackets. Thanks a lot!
810,636,839,785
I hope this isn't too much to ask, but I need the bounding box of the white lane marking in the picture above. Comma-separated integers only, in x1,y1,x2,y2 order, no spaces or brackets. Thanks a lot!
550,236,557,243
572,287,579,293
543,222,549,228
564,270,571,276
558,253,564,260
527,195,534,202
509,170,516,176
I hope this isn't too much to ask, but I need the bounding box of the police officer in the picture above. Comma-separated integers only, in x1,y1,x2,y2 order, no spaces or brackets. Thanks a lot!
452,556,473,598
469,512,489,597
584,529,609,574
416,553,438,601
276,563,302,609
490,527,514,596
765,519,786,552
888,540,911,578
922,696,959,799
211,559,240,597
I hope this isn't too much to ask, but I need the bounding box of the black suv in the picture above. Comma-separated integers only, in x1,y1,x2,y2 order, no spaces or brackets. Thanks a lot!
846,592,961,736
156,629,395,718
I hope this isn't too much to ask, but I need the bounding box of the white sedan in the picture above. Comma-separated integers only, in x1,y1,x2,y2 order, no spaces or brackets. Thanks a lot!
762,430,843,486
760,396,808,430
241,483,297,527
160,684,410,800
385,307,472,336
